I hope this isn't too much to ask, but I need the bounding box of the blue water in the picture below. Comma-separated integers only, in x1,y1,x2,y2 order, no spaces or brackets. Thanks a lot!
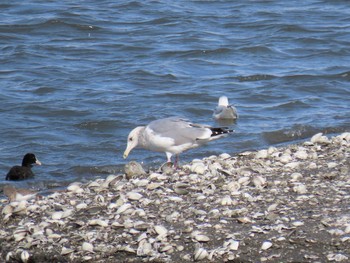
1,0,349,189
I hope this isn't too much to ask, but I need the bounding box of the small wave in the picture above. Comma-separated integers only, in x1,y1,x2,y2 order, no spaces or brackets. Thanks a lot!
237,74,276,82
262,125,320,144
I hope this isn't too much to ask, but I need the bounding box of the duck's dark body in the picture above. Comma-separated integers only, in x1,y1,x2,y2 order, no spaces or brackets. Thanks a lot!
6,153,41,181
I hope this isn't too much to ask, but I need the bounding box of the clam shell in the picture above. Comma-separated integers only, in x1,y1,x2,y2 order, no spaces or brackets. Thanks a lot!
127,192,143,201
154,225,168,237
82,242,94,253
194,247,208,261
261,240,272,250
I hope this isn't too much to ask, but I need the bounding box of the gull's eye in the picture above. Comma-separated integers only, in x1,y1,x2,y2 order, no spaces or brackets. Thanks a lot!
129,137,133,141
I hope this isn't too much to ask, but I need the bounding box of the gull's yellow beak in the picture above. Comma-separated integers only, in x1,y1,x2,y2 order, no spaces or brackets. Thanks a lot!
123,149,129,159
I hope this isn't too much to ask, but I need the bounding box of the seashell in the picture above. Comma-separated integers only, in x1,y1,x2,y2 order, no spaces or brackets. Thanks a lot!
345,225,350,234
252,176,266,189
48,233,61,240
285,162,300,169
76,203,88,210
224,239,239,251
134,222,150,231
94,194,105,203
311,133,329,144
126,192,143,201
2,205,13,215
193,234,210,242
88,219,109,227
149,173,167,181
255,149,268,159
147,182,163,190
154,225,168,237
173,183,189,195
81,242,94,253
267,203,278,212
116,203,133,214
111,222,124,229
87,181,100,188
292,221,304,227
293,183,307,194
52,211,64,220
137,239,153,256
261,240,272,250
14,232,27,242
238,176,250,186
67,183,83,193
294,150,308,160
327,162,338,169
21,250,30,263
82,242,94,253
133,179,150,187
159,244,174,253
225,181,241,193
13,200,28,214
61,247,74,255
290,172,303,181
279,154,292,164
194,247,208,261
159,162,175,175
191,162,206,175
124,161,146,179
6,252,14,261
219,153,231,159
339,132,350,142
221,196,234,206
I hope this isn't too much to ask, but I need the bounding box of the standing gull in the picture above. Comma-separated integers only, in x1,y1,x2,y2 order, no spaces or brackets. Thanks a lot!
213,96,238,120
123,117,233,166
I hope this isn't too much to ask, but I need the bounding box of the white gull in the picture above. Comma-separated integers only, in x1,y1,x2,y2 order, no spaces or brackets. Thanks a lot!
213,96,238,120
123,117,233,166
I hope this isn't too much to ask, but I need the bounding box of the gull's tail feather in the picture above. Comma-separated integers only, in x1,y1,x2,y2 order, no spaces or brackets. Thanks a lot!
210,127,234,137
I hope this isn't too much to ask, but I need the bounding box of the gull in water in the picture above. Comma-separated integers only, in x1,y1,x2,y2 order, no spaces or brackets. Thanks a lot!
123,117,233,166
213,96,238,120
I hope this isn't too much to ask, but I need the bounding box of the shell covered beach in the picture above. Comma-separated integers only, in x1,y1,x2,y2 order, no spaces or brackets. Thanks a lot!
1,132,350,263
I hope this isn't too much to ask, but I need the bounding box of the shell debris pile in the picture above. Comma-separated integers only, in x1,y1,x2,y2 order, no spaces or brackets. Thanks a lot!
1,132,350,262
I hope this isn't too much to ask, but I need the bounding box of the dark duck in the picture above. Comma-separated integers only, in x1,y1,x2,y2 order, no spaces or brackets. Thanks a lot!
6,153,41,180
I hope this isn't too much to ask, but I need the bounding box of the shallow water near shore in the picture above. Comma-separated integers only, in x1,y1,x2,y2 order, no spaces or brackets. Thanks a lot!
1,1,349,189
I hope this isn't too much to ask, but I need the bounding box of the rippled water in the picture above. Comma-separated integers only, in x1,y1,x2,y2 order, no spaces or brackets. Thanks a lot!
1,0,349,189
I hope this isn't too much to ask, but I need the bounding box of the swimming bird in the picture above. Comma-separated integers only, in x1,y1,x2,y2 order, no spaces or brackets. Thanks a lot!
5,153,41,180
123,117,233,166
213,96,238,120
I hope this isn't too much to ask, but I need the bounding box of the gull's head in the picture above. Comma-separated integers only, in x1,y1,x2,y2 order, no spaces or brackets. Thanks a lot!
218,96,229,106
123,126,144,159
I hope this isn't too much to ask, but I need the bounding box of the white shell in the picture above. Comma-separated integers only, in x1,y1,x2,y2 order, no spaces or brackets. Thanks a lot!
221,196,234,206
191,162,206,175
82,242,94,253
194,247,208,261
311,133,329,144
67,184,83,193
116,203,133,214
255,149,268,159
2,205,13,215
154,225,168,237
127,192,143,201
261,240,272,250
193,234,210,242
21,250,30,263
88,219,109,227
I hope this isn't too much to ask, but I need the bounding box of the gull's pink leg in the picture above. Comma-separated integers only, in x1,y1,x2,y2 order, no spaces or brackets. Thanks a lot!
174,155,179,169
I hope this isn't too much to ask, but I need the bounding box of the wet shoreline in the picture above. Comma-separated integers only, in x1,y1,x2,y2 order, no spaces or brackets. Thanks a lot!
1,132,349,262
